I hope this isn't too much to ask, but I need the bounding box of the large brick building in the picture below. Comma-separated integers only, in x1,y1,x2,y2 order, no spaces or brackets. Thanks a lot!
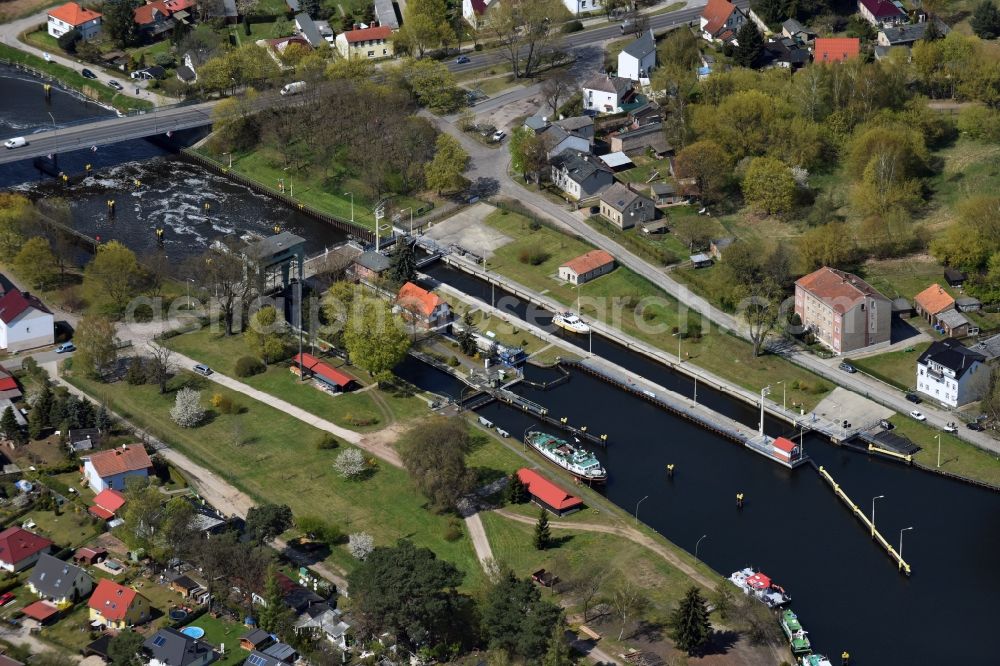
794,266,891,354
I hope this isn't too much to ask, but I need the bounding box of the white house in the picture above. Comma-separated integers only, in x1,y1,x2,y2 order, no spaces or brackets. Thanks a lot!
561,0,598,14
0,527,52,573
582,74,634,114
916,339,990,408
47,2,102,40
0,287,54,353
618,29,656,82
537,124,591,160
549,150,615,201
462,0,498,28
82,445,152,493
857,0,907,27
699,0,746,43
28,553,93,608
559,250,615,285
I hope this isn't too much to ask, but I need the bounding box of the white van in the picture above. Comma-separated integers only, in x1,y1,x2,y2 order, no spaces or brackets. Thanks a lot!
280,81,307,96
3,137,27,149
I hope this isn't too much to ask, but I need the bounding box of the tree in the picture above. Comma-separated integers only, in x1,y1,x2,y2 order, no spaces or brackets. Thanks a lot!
83,241,141,315
0,193,30,261
797,222,857,272
398,58,464,112
610,579,649,641
398,418,476,512
541,69,574,118
348,532,374,560
742,157,796,215
541,620,573,666
146,344,174,394
669,586,712,655
673,140,731,204
334,448,368,478
245,503,293,543
733,22,764,68
348,539,465,649
458,311,479,356
103,0,143,48
533,508,551,550
484,0,568,78
1,406,18,442
170,388,205,427
96,403,112,431
74,315,119,379
344,296,411,378
509,127,548,184
505,471,528,504
246,305,287,365
27,404,45,440
57,27,81,52
297,516,342,545
13,237,56,290
972,0,1000,39
481,570,562,659
425,133,469,195
258,565,295,635
198,243,255,336
740,278,782,357
396,0,454,57
107,629,144,666
125,356,146,385
389,238,417,285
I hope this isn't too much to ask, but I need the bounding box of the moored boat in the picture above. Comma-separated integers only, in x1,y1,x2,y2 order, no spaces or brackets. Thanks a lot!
781,610,812,656
552,312,591,334
524,430,606,482
801,655,833,666
728,568,791,607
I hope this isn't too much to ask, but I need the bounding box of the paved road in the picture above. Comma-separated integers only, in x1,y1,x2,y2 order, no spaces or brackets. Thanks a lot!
463,512,495,570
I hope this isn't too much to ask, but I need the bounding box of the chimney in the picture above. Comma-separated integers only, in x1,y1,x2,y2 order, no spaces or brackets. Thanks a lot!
373,20,379,27
353,23,359,30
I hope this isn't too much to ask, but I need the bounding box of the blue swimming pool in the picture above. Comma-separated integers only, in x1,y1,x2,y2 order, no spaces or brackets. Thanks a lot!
180,626,205,639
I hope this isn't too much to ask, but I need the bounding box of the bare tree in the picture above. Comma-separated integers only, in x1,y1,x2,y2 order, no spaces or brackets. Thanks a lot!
741,279,783,357
609,580,650,640
197,240,254,335
484,0,566,78
541,69,574,118
146,343,175,394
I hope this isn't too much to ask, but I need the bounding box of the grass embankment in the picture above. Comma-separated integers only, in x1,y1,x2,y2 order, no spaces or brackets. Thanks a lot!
0,42,152,112
483,209,832,410
887,416,1000,486
851,342,931,391
163,325,426,431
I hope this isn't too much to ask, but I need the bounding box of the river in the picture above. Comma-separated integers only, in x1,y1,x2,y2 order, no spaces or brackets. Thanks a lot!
6,65,1000,664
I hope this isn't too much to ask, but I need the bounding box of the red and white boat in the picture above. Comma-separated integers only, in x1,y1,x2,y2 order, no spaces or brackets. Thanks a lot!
729,567,791,607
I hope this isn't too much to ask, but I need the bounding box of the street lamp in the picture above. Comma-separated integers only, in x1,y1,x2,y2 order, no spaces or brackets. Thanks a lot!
936,433,941,468
186,278,194,309
222,151,232,168
47,111,58,154
634,495,649,526
776,380,786,412
695,534,708,560
344,191,354,223
397,207,414,235
899,526,914,560
283,166,294,197
871,495,884,537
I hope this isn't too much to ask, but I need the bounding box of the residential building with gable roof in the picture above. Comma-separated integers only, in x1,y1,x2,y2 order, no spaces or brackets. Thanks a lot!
858,0,907,27
395,282,451,330
618,29,656,82
813,37,861,63
27,553,93,608
913,283,955,323
143,626,218,666
0,287,54,353
47,2,102,39
598,182,656,230
549,150,615,200
582,74,634,114
699,0,747,43
516,468,582,516
82,444,152,493
0,527,53,573
794,266,891,354
335,23,393,60
89,488,127,521
88,578,151,629
916,339,990,407
537,124,591,160
558,250,616,285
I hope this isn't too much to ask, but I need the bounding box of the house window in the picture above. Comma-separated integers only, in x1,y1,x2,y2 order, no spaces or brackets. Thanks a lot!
368,51,374,57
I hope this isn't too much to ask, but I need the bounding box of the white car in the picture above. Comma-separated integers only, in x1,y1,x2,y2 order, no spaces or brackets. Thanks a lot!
492,130,506,142
943,422,958,433
910,410,926,421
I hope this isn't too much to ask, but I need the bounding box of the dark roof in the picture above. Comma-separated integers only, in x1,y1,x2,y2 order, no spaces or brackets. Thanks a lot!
353,251,391,273
245,651,284,666
918,339,985,379
621,29,655,60
176,65,195,81
28,553,90,599
245,232,306,260
600,182,652,212
240,628,272,647
168,574,201,590
763,37,810,66
294,12,324,46
859,0,906,19
944,267,966,283
651,182,676,196
144,627,218,666
372,0,399,29
550,149,612,185
141,65,166,78
551,116,593,133
262,642,297,660
582,73,633,97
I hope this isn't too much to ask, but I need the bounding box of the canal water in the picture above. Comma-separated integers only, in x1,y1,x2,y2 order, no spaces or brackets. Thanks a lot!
0,66,348,264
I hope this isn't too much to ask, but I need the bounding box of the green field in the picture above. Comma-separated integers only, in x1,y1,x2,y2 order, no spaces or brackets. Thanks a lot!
852,343,930,391
23,29,60,53
887,417,1000,486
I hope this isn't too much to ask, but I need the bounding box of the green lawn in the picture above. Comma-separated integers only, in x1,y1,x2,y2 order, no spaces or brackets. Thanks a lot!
23,29,61,53
851,342,930,391
128,39,174,66
186,614,246,665
860,256,949,301
64,370,486,586
0,43,152,112
887,417,1000,486
14,507,101,550
251,0,292,15
584,214,688,267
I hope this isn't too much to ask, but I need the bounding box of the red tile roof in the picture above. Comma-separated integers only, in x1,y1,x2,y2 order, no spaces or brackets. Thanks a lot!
0,289,33,325
47,2,101,25
0,370,18,393
163,0,195,11
859,0,906,19
134,0,169,25
292,353,353,388
561,250,615,277
0,527,53,566
773,437,796,453
344,25,392,43
85,445,152,478
92,489,126,517
89,505,115,520
795,267,887,314
517,468,583,512
21,600,59,622
814,38,860,63
701,0,739,36
914,283,955,315
88,579,139,621
397,282,444,318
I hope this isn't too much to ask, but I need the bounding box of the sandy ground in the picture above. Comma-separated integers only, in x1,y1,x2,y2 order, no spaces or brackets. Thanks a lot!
815,387,894,430
423,202,512,258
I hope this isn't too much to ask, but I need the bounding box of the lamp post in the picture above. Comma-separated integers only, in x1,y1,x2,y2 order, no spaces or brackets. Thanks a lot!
634,495,649,526
936,433,941,468
283,166,294,197
871,495,884,537
758,385,771,436
186,278,194,309
223,151,232,168
776,380,786,412
47,111,57,154
397,207,414,235
695,534,708,560
899,526,914,560
344,191,354,223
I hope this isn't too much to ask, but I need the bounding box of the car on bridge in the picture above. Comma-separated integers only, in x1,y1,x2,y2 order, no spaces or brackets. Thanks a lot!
3,137,26,149
107,79,123,91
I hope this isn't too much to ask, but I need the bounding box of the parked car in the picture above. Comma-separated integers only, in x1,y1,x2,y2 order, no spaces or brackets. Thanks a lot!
905,393,922,404
455,56,470,64
492,130,506,142
0,592,14,606
3,137,26,149
81,68,97,79
55,342,75,353
943,422,958,433
839,362,857,374
879,419,894,430
909,410,926,421
193,364,213,376
107,79,123,91
967,422,985,431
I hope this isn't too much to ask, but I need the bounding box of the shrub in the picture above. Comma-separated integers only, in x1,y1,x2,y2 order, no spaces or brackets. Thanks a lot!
210,393,237,414
518,248,550,265
170,388,205,427
125,357,146,385
344,414,378,427
348,532,374,560
334,448,367,478
443,518,463,542
448,356,460,367
153,52,175,68
562,19,584,33
316,433,340,450
234,356,265,378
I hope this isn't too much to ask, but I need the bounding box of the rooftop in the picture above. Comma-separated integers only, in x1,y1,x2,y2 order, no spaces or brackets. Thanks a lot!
621,29,655,60
561,250,615,276
343,23,392,43
914,283,955,315
144,627,217,666
28,553,90,600
795,266,888,313
245,231,306,260
0,527,53,566
813,37,860,62
84,444,152,478
354,251,392,273
582,73,633,97
88,578,142,621
859,0,906,18
918,339,984,378
48,2,101,25
292,352,353,388
600,182,650,213
550,149,612,185
701,0,740,36
516,468,582,512
397,281,445,318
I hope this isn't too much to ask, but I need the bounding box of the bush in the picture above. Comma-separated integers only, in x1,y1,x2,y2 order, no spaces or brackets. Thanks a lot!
210,393,238,414
170,388,205,427
316,433,340,450
448,356,460,367
518,248,550,265
562,19,584,33
153,51,175,68
957,105,1000,143
234,356,265,378
344,413,378,427
443,518,463,542
348,532,374,560
57,28,80,53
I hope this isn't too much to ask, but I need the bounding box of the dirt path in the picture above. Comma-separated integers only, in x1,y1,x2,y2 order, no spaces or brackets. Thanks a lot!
463,512,495,570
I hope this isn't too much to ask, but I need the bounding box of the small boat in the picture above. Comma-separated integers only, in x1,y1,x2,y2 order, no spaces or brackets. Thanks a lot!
553,312,591,334
524,430,606,482
728,568,791,607
801,656,833,666
781,610,811,656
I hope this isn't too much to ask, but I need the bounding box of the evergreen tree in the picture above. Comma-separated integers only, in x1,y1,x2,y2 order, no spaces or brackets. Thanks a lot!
541,619,573,666
458,311,479,357
669,586,712,655
505,472,528,504
96,404,112,431
0,407,18,442
533,509,551,550
258,565,294,635
27,405,45,440
733,22,764,68
389,238,417,285
972,0,1000,39
125,356,146,385
923,19,942,41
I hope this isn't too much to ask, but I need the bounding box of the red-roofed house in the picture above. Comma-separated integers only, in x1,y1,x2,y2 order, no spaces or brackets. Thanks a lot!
0,367,21,400
47,2,102,40
88,579,151,629
858,0,907,27
794,266,891,354
133,0,190,38
82,445,152,493
291,353,356,392
699,0,747,44
462,0,498,28
771,436,801,464
89,489,127,521
0,287,54,353
558,250,616,285
516,469,583,516
335,23,394,60
0,527,53,573
813,37,861,63
396,282,451,330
